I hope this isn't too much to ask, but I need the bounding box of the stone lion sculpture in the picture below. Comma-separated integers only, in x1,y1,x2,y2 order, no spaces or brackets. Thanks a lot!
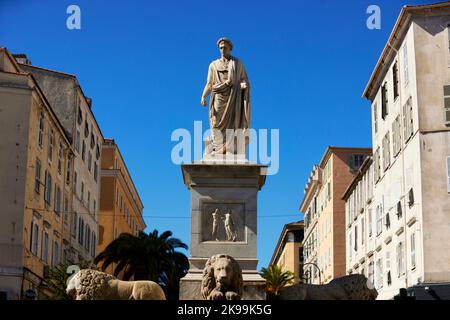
201,254,243,300
279,274,378,300
66,269,166,300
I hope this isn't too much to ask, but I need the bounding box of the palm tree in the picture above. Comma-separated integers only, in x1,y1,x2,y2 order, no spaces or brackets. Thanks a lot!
94,229,189,300
38,260,93,300
260,265,294,299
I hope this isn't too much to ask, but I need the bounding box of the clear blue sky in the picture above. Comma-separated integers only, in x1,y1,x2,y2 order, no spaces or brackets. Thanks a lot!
0,0,427,268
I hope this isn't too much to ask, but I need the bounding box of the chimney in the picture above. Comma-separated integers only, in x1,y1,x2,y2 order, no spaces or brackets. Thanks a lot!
12,53,32,65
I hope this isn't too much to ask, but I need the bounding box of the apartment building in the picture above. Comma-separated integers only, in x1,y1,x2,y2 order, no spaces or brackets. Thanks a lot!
269,221,304,284
0,48,74,299
18,60,104,263
300,147,371,284
98,139,145,275
359,2,450,299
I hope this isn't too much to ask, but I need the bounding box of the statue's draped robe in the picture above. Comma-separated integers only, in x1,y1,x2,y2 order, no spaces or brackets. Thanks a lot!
206,56,250,154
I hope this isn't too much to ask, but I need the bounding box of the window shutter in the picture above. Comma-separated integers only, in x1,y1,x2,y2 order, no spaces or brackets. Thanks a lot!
397,201,402,219
385,212,391,229
408,188,414,207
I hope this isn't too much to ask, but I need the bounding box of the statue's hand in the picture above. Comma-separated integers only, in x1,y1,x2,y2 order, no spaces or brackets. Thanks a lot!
201,97,207,107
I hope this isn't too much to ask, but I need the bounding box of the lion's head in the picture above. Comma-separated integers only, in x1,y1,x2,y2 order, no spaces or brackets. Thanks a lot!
66,269,115,300
201,254,243,300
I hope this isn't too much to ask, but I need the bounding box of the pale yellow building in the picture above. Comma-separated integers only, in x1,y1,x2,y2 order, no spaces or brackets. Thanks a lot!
0,48,74,299
98,139,145,276
269,221,304,283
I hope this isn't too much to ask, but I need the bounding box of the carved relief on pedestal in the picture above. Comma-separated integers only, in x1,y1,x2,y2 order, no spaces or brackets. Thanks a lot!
201,203,245,242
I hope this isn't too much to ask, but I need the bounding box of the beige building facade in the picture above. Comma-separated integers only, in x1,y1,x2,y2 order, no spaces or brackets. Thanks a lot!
358,3,450,299
0,48,74,299
300,147,371,284
18,60,104,263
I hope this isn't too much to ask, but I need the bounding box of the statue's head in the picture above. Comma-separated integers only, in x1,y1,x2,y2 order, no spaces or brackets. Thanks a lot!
217,37,233,56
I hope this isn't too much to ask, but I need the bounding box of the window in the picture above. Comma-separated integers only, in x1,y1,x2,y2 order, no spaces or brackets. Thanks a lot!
373,103,378,134
48,128,54,161
361,217,365,245
74,171,78,194
376,205,383,236
382,132,391,171
38,112,45,147
393,62,399,100
65,156,71,185
327,182,331,201
93,200,96,217
376,258,383,289
374,148,381,182
410,232,416,269
403,97,414,143
87,191,91,211
42,229,49,264
52,240,59,267
85,224,90,251
82,141,86,161
94,161,98,183
386,250,391,276
96,144,100,160
354,225,358,251
397,241,405,277
353,154,365,170
84,120,89,138
81,181,84,202
403,44,409,84
88,151,92,172
381,82,388,119
64,196,69,224
447,157,450,193
44,171,52,205
35,159,41,193
368,208,373,237
30,220,39,255
392,116,401,157
54,186,61,215
71,212,78,238
91,232,96,257
408,188,414,207
57,142,63,175
75,130,81,152
396,201,402,219
78,218,84,245
90,133,95,149
385,211,391,229
368,261,374,286
77,106,83,125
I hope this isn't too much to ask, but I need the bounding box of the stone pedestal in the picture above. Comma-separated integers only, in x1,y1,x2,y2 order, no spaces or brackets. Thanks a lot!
179,161,267,300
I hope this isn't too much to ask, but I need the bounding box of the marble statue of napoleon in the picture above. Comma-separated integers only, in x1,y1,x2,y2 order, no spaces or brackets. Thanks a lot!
201,38,250,155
